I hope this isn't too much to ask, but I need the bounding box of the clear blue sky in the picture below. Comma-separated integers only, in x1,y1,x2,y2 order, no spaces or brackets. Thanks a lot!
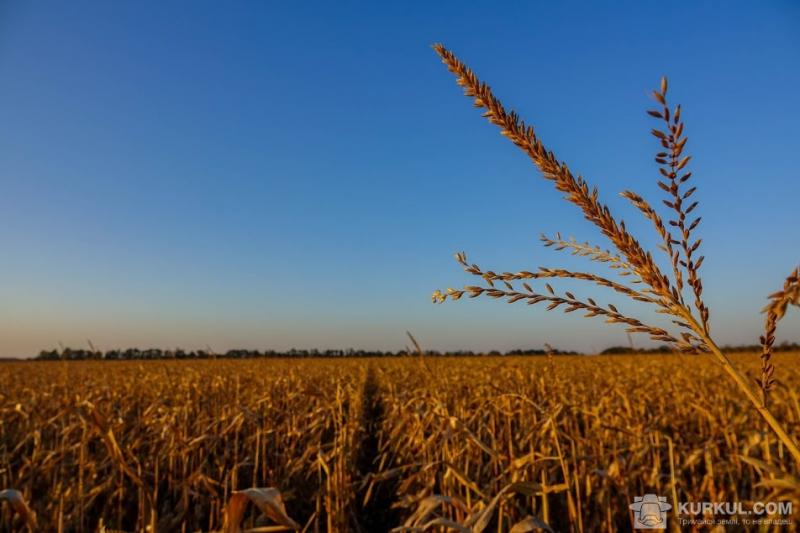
1,2,798,357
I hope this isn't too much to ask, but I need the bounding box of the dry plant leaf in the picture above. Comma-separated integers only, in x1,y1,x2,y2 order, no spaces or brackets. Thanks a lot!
224,487,299,533
0,489,37,530
509,515,555,533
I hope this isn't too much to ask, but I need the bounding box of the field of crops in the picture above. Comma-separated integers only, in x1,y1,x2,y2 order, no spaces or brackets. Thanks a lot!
2,354,799,532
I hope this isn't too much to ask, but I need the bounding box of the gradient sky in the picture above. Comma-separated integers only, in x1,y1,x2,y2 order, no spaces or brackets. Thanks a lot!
1,2,798,357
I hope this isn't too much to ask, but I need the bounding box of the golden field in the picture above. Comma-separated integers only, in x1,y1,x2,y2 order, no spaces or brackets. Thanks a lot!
1,354,799,532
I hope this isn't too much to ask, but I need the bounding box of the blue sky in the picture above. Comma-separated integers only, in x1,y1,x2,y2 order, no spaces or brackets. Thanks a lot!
1,2,798,357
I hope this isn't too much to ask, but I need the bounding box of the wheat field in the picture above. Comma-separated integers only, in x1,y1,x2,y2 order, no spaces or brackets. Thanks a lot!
2,354,799,531
2,5,797,533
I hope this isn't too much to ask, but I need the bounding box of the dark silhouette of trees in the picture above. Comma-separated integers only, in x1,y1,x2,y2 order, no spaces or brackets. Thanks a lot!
31,342,799,361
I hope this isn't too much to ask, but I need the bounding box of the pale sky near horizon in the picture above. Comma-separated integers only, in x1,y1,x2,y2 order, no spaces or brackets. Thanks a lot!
1,2,798,358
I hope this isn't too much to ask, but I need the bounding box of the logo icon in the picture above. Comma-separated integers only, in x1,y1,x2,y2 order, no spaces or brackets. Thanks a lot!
629,494,671,529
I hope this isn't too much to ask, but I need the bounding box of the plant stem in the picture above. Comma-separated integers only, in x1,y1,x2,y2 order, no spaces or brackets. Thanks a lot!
686,312,800,464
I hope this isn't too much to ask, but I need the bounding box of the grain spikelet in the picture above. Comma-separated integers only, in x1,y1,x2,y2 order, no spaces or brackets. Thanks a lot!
759,266,800,405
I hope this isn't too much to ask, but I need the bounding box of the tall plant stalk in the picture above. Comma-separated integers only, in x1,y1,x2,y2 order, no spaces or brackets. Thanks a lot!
430,44,800,465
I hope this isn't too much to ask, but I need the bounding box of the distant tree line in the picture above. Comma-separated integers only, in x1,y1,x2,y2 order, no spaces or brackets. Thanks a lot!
34,346,579,361
600,345,674,355
599,341,800,355
31,342,799,361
